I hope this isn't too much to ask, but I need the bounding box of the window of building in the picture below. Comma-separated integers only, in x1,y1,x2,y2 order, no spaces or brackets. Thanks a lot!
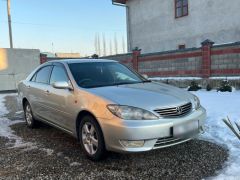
178,44,186,49
175,0,188,18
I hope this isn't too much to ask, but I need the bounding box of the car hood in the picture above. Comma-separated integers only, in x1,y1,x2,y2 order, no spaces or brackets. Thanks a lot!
87,82,194,111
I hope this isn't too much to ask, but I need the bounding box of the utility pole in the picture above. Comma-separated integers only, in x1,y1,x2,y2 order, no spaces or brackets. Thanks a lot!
7,0,13,48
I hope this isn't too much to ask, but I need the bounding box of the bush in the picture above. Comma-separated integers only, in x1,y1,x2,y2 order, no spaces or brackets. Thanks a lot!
217,80,232,92
206,84,212,91
188,81,202,91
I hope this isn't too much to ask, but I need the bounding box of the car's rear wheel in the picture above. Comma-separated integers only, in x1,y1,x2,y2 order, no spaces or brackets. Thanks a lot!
24,101,37,128
79,115,106,161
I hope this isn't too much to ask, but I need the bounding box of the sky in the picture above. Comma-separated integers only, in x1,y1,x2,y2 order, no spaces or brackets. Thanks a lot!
0,0,127,56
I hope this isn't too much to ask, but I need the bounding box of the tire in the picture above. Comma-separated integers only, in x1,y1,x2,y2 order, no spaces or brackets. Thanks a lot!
79,115,106,161
23,101,38,128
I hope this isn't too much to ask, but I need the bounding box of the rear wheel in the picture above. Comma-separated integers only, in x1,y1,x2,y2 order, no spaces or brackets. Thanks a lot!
23,101,37,128
79,115,106,161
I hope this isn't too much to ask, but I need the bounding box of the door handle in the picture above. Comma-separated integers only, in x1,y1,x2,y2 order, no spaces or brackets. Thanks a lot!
45,90,50,94
27,85,31,89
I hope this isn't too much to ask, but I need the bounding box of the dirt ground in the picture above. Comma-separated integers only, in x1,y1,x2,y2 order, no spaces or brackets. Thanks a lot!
0,95,228,180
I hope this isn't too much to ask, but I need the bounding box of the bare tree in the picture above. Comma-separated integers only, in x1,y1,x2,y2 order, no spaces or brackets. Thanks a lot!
102,33,106,56
114,33,118,55
94,33,98,55
109,39,113,55
122,36,126,53
97,33,101,56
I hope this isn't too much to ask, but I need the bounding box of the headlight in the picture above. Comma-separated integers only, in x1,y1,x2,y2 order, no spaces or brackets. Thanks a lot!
193,95,201,110
107,105,158,120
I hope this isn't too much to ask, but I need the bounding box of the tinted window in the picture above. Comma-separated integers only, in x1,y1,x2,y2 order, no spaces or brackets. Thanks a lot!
35,66,52,84
69,62,146,88
50,66,69,84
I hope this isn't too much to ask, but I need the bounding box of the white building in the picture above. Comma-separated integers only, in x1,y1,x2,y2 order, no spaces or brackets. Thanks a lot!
113,0,240,53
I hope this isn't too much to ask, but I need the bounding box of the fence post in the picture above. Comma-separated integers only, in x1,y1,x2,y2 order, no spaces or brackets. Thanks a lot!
132,47,141,71
201,39,214,78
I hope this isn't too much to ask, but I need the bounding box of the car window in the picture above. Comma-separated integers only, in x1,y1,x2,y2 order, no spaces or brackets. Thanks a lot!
35,66,52,84
50,66,69,85
30,73,37,82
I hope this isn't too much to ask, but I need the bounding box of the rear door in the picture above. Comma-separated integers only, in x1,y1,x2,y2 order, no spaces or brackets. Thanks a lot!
29,65,53,120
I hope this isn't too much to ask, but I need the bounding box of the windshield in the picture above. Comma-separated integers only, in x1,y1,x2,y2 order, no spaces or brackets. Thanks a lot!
68,62,148,88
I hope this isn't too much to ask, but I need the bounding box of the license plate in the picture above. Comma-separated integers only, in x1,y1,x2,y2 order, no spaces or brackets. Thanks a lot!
174,120,199,137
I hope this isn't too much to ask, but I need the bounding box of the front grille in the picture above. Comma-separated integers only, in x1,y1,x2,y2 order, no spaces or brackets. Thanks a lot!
154,102,192,118
154,136,182,147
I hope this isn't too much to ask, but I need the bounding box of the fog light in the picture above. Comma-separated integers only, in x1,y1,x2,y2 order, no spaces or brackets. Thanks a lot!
120,140,145,148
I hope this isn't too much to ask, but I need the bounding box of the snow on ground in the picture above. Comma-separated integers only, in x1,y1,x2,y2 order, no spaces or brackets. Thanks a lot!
150,76,240,81
193,90,240,179
0,94,37,150
0,94,25,147
150,77,203,81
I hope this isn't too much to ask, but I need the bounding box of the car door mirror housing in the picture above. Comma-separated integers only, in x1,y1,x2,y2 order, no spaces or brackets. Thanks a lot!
52,81,73,90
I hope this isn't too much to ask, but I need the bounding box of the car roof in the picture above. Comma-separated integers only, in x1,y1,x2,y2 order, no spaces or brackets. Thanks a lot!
48,59,117,64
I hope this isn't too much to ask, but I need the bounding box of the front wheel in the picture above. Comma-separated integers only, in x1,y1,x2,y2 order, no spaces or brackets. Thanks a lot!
79,115,106,161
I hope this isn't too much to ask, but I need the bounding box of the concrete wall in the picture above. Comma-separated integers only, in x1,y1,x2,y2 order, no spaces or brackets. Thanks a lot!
0,48,40,91
126,0,240,53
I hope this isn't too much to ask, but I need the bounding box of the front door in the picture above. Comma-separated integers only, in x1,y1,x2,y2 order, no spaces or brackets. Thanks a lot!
46,64,75,131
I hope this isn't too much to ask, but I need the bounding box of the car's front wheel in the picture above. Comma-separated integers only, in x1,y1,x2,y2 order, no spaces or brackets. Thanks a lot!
23,101,37,128
79,115,106,161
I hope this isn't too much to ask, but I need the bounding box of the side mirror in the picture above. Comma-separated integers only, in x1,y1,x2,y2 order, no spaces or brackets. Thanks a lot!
52,81,73,90
142,74,149,79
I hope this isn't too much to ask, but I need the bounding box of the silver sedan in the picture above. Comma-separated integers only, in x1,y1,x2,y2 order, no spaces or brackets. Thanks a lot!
18,59,206,161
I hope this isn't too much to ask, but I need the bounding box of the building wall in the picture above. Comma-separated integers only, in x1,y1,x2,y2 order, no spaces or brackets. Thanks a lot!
126,0,240,53
0,48,40,91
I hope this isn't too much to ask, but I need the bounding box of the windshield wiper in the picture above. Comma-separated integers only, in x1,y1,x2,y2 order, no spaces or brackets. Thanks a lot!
114,82,141,86
142,80,152,83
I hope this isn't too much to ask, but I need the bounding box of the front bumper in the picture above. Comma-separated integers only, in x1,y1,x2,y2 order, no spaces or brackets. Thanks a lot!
99,107,206,153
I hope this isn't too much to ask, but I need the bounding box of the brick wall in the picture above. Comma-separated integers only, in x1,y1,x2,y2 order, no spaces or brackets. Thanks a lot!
102,53,133,68
103,40,240,78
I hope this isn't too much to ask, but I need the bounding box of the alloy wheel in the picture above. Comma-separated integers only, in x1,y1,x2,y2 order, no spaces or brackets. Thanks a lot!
81,122,98,155
25,104,33,125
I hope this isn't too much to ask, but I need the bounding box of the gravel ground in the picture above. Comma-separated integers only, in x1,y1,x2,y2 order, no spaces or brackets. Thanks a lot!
0,95,228,180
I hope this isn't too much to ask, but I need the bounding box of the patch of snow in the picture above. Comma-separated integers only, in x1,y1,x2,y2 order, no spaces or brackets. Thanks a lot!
193,91,240,179
210,76,240,80
70,162,82,167
41,148,54,156
0,94,50,154
15,110,23,115
0,94,26,147
150,77,202,81
150,76,240,81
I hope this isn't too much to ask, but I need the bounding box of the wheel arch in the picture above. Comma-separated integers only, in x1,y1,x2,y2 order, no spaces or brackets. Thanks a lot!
22,97,29,107
75,110,104,142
